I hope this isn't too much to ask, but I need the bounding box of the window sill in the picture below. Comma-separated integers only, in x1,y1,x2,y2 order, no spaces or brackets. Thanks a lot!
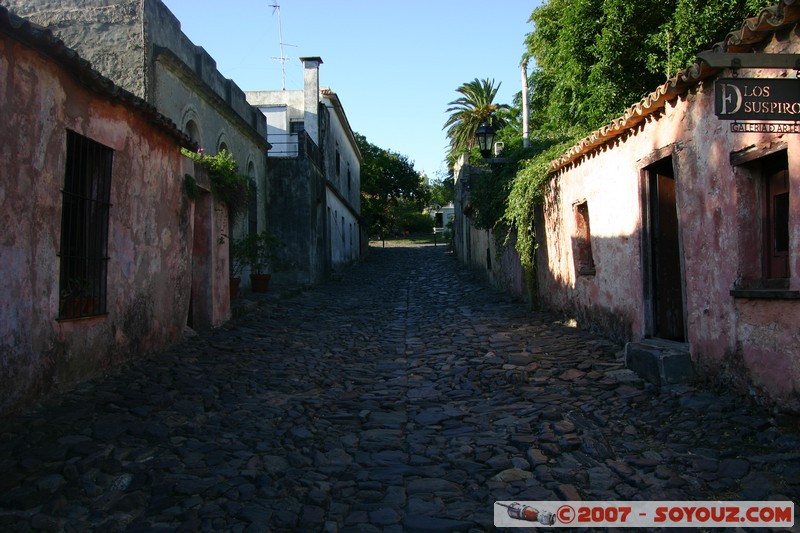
578,267,596,277
730,289,800,300
57,313,108,322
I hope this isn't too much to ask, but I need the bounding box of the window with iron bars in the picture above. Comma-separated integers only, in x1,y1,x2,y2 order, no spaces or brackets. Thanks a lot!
58,131,113,320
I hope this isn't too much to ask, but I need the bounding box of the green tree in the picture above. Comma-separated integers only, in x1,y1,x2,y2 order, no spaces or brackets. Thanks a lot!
499,0,773,284
443,78,511,162
653,0,773,77
427,176,454,208
356,133,427,238
525,0,771,133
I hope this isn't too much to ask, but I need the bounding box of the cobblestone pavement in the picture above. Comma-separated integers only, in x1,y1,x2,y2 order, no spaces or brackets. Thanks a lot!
1,244,799,532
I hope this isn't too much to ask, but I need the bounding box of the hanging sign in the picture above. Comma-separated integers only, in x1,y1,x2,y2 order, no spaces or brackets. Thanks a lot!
715,78,800,121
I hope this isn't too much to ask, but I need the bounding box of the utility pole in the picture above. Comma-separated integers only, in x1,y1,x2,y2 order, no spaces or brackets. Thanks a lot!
521,58,530,148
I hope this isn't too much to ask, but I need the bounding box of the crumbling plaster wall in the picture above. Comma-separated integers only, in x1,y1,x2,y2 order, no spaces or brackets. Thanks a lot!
5,0,269,238
3,0,148,97
541,30,800,408
0,32,192,415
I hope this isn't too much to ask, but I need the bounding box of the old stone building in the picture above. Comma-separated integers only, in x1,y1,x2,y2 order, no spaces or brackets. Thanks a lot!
0,5,202,414
452,1,800,411
538,1,800,410
246,57,364,286
4,0,271,306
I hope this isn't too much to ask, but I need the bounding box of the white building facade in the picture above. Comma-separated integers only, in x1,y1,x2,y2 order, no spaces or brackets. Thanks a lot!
246,58,363,283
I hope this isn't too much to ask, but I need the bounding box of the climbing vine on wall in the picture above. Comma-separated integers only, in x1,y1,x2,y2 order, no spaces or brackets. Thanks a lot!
502,136,575,274
182,148,253,223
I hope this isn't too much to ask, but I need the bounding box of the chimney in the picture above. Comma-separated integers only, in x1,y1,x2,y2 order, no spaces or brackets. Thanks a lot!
300,56,323,145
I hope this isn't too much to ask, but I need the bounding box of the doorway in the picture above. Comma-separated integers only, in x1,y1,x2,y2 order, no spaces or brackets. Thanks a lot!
188,190,214,329
644,157,686,342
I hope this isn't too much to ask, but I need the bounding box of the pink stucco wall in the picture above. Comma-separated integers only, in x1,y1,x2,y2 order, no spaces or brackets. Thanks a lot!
0,32,228,414
540,142,646,340
540,32,800,410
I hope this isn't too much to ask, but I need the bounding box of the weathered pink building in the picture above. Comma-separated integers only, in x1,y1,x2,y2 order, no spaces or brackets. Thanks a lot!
539,1,800,410
0,7,230,415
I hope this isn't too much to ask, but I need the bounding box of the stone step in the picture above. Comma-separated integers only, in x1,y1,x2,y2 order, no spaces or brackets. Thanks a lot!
624,339,694,386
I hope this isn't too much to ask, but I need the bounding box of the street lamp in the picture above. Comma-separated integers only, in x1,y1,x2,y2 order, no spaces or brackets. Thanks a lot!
476,122,496,159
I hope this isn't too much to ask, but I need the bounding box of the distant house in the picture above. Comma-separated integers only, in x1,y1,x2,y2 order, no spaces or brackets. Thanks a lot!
246,57,364,286
429,203,455,234
0,5,198,415
5,0,270,316
537,1,800,409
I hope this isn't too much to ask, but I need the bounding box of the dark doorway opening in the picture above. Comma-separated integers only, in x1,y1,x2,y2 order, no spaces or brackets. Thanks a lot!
645,158,686,342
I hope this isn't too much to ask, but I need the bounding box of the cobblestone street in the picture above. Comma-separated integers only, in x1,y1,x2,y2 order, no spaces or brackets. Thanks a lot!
1,244,798,532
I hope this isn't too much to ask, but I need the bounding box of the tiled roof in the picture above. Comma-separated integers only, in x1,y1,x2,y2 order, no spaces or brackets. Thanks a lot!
550,0,800,173
0,5,193,148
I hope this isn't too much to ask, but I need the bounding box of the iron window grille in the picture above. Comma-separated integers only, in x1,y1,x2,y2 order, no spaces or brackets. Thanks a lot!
58,130,113,319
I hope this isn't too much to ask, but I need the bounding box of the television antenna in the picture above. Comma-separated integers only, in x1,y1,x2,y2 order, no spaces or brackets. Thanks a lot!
270,2,296,90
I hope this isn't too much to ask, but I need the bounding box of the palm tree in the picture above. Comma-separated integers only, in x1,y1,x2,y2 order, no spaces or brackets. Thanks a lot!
443,78,510,160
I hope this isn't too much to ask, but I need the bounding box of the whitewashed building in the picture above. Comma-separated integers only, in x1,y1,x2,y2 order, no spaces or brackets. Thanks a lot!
246,57,364,284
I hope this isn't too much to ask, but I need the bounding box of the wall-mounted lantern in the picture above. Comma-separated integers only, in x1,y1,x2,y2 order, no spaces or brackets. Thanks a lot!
476,122,496,159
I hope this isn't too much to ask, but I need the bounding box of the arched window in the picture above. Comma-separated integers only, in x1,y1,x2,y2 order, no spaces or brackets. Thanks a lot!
185,120,200,144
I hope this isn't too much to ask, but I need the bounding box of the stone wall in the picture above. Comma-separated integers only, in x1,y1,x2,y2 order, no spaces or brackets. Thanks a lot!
5,0,269,242
0,19,193,415
539,29,800,410
266,132,328,286
453,156,529,300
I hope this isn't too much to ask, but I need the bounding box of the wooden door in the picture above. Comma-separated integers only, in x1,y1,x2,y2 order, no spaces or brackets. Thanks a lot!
766,168,790,281
650,172,686,341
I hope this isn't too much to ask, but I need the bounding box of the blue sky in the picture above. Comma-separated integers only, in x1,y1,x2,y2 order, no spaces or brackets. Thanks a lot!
162,1,539,181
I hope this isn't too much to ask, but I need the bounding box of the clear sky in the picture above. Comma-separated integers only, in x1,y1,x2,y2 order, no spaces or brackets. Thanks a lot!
161,0,539,181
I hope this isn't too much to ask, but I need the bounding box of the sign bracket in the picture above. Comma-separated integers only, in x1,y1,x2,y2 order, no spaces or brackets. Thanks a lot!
697,51,800,76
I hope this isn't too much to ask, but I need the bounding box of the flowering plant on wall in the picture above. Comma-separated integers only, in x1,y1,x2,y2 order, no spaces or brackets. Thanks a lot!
182,148,253,223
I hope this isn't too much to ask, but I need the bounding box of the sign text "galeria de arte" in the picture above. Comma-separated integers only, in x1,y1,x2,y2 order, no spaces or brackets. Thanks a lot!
715,78,800,121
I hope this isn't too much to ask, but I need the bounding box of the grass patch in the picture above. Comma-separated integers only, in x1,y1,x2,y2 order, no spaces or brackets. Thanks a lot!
369,232,451,246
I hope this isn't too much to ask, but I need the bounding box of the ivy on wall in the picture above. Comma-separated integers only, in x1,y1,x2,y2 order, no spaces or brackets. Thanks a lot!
502,136,576,274
465,135,577,280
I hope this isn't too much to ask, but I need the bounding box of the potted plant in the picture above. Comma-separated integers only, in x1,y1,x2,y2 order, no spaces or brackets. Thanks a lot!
59,277,96,318
235,231,284,293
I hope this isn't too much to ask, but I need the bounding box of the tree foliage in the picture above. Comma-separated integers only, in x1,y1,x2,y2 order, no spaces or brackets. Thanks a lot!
182,148,252,223
443,78,511,163
484,0,773,280
356,133,427,237
427,177,454,208
525,0,772,133
658,0,773,77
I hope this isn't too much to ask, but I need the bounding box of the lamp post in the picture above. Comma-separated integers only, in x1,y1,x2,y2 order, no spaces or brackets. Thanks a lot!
476,122,496,159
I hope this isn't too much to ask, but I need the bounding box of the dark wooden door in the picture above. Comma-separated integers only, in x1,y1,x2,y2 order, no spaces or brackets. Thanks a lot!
767,168,789,281
650,172,685,341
